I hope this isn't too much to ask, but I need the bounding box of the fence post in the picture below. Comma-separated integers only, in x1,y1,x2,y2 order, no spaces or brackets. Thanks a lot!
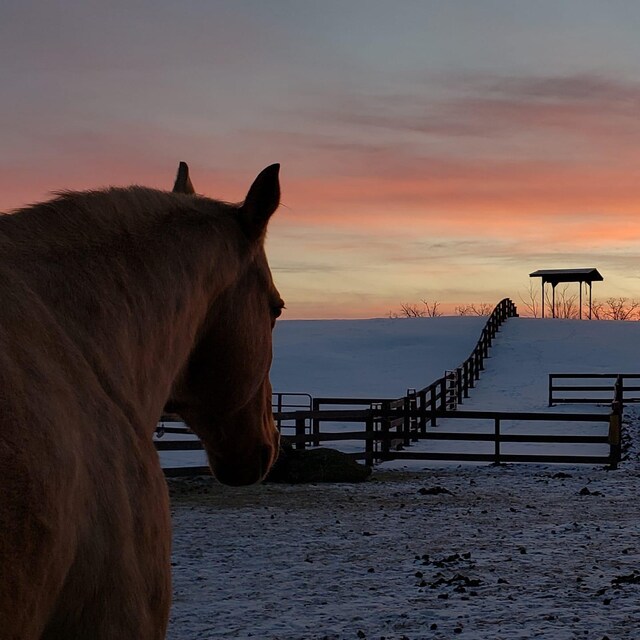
365,416,375,467
456,368,463,405
494,418,501,465
295,417,306,450
403,395,411,447
439,377,447,413
608,409,621,470
615,374,624,410
548,375,554,407
430,385,437,427
408,389,418,442
312,398,320,446
463,361,470,398
379,402,390,459
418,390,427,435
275,393,283,430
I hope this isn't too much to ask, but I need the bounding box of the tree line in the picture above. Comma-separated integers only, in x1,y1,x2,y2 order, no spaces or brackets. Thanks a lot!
391,285,640,320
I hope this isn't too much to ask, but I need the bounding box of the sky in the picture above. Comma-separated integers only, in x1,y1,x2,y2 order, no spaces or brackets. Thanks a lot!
3,1,640,318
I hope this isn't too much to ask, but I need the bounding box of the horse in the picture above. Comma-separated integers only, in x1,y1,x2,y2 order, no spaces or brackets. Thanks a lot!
0,162,283,639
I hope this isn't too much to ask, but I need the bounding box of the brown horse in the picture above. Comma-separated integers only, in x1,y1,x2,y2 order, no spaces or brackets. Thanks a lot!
0,163,283,639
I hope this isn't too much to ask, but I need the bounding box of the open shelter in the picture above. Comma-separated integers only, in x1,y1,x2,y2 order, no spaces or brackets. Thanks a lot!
529,268,604,319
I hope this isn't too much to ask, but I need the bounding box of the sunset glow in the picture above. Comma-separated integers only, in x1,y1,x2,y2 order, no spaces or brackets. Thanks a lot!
3,2,640,318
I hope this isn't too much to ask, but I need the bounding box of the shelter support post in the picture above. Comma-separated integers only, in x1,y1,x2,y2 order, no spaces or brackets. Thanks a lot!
579,282,583,319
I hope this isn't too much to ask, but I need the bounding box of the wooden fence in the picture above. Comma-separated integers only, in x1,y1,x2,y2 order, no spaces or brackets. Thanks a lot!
549,373,640,406
275,407,619,468
440,297,518,406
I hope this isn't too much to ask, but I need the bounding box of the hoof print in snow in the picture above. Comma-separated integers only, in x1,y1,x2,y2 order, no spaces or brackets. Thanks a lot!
418,486,453,496
552,472,573,479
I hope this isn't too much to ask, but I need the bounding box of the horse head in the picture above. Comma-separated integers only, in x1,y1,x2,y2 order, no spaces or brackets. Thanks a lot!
169,163,283,486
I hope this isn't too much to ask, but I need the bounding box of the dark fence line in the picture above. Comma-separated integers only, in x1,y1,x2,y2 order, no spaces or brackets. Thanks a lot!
549,373,640,407
156,402,620,474
274,407,619,469
438,297,519,410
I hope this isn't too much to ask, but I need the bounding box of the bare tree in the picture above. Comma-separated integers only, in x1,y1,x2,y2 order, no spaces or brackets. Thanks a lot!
421,299,442,317
544,284,579,319
390,300,442,318
597,297,640,321
400,303,426,318
518,281,540,318
590,300,606,320
455,303,493,316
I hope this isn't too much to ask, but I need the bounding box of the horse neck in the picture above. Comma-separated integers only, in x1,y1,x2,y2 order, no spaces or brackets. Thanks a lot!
5,191,245,433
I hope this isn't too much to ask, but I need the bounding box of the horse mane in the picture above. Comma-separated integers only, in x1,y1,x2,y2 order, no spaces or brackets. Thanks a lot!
2,187,237,255
0,187,249,307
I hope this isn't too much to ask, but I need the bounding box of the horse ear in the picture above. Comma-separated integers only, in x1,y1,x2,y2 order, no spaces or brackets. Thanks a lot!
239,164,280,241
173,161,195,194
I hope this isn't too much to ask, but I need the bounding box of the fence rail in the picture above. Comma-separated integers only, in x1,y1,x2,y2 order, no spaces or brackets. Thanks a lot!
274,407,619,468
445,298,519,406
549,373,640,406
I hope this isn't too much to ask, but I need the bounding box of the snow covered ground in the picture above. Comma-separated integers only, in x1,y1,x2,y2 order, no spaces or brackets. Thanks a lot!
165,317,640,640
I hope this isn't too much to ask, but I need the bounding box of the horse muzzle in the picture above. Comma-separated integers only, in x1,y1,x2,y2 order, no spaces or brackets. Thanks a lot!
204,433,279,487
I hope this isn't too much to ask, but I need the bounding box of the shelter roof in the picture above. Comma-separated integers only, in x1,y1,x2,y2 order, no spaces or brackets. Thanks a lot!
529,268,603,284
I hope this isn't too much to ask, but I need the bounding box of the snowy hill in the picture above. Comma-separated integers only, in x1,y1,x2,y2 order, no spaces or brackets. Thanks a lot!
270,316,486,398
272,316,640,407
